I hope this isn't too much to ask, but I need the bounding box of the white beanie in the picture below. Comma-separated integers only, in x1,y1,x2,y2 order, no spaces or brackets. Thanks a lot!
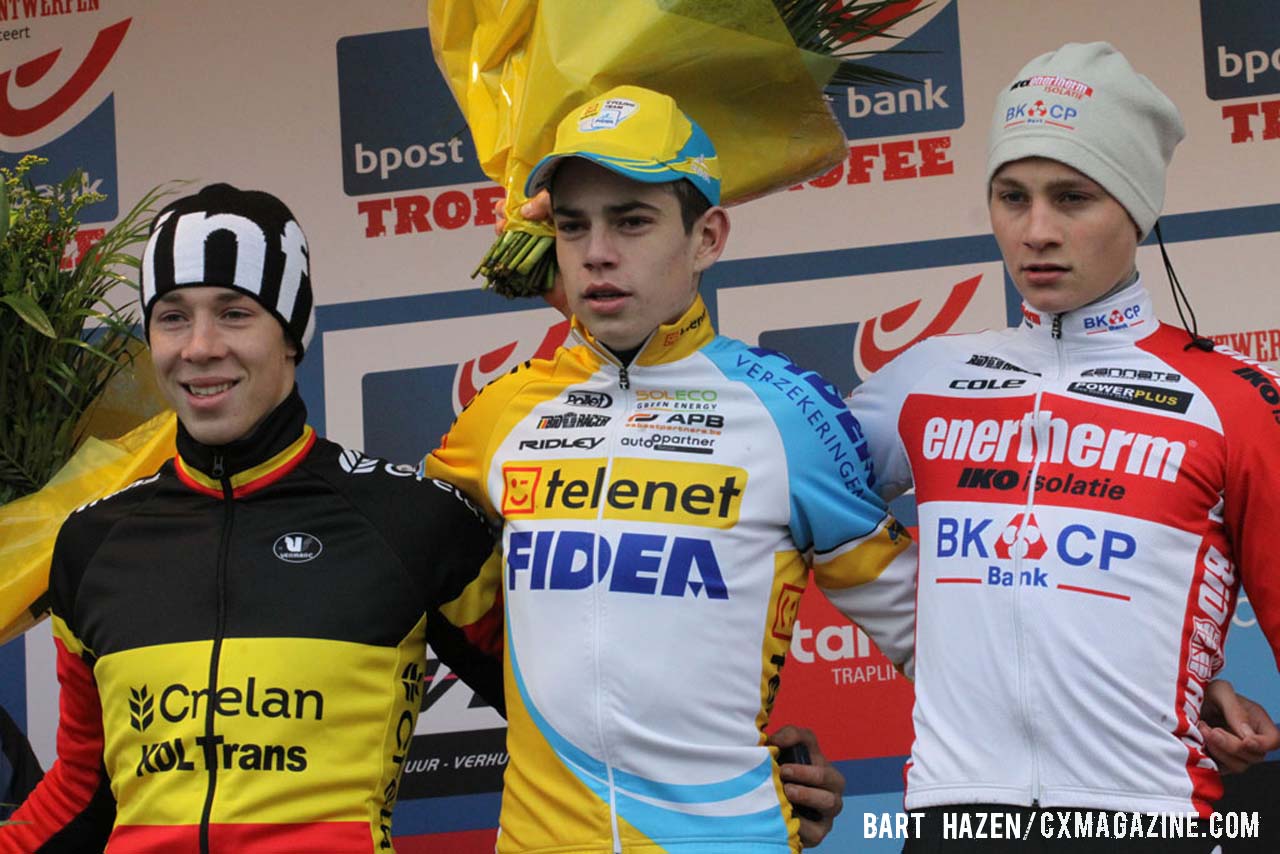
986,42,1185,238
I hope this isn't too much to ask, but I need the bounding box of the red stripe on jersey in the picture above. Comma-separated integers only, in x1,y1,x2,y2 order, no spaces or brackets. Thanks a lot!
3,638,106,851
462,590,505,658
898,391,1223,528
1056,584,1130,601
394,828,499,853
1139,323,1280,671
110,821,374,852
1170,536,1233,817
936,577,983,584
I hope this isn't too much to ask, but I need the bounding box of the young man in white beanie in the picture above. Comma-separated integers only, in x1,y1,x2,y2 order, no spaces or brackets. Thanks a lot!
850,42,1280,850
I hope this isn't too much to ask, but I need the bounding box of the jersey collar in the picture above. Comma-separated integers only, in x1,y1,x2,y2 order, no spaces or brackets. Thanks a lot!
1018,278,1157,349
174,386,315,498
570,294,715,368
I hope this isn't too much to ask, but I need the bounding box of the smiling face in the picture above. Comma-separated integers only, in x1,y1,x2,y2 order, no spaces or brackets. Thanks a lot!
550,159,727,352
989,157,1140,315
149,286,296,446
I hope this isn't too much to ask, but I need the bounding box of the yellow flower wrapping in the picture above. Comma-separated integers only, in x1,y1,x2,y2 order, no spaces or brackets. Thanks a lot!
428,0,848,223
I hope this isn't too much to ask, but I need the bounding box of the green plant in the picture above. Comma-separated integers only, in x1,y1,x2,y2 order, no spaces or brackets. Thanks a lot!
0,155,168,506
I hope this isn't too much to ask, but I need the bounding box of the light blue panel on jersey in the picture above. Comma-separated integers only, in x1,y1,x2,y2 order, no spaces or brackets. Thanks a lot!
702,338,885,553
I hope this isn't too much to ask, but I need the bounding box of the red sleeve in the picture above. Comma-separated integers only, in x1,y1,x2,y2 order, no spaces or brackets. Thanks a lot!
1221,366,1280,669
0,631,113,853
1139,330,1280,670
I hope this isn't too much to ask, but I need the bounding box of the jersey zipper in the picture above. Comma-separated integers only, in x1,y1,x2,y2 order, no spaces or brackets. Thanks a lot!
601,356,632,853
576,331,650,851
199,454,232,854
1012,316,1065,806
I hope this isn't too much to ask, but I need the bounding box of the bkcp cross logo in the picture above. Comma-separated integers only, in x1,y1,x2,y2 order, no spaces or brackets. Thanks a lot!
825,0,964,141
0,17,130,222
336,27,487,196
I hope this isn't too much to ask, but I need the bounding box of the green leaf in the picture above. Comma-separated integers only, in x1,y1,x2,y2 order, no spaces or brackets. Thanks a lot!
0,178,8,245
0,292,56,338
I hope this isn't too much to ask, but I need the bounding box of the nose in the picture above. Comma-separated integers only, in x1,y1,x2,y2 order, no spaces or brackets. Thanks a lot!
1022,199,1062,250
181,313,227,362
582,226,618,271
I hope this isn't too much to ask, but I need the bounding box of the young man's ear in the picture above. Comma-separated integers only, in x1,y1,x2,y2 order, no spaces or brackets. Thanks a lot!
692,207,730,274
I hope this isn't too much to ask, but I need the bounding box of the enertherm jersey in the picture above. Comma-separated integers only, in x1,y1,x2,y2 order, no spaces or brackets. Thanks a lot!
0,390,499,854
849,280,1280,815
426,296,916,854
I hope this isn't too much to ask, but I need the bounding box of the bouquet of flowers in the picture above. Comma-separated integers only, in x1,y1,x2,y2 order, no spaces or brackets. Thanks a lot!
429,0,923,297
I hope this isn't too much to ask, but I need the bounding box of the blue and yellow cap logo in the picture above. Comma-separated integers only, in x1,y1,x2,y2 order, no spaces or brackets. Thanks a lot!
526,85,721,205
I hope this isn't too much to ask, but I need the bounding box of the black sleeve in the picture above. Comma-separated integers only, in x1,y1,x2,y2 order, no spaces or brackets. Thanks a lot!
425,613,505,718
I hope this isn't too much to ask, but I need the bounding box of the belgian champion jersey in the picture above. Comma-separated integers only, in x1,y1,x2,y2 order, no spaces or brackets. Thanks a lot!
1,390,499,854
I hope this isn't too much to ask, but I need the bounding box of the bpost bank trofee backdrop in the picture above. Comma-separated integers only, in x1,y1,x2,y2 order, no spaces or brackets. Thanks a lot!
1,1,1278,851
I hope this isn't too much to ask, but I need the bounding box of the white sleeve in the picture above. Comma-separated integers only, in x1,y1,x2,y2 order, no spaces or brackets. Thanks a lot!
846,339,938,500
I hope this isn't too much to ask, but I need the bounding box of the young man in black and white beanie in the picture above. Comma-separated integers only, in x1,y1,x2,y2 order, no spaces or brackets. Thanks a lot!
141,182,315,445
1,184,503,853
848,43,1280,850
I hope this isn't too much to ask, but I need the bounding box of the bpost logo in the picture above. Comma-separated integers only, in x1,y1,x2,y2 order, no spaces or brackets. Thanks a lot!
827,0,963,141
0,16,130,225
336,28,485,194
1201,0,1280,99
337,27,509,237
499,458,746,528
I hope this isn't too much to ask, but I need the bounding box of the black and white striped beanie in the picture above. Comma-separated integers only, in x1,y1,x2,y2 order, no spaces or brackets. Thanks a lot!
141,183,315,360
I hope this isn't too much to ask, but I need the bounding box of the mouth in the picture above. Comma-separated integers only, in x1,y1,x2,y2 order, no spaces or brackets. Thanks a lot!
1022,264,1069,284
581,284,631,311
182,379,239,399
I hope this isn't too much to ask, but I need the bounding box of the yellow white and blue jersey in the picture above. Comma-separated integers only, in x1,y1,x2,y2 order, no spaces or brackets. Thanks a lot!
426,296,916,854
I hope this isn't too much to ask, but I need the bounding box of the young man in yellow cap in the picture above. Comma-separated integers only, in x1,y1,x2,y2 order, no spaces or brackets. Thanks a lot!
850,42,1280,850
425,86,918,854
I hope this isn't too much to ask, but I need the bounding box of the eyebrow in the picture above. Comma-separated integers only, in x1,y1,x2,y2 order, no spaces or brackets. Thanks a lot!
155,289,253,306
992,176,1100,193
552,200,664,218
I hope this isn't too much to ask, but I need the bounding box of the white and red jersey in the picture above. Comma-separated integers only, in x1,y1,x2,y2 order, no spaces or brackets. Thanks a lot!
849,279,1280,815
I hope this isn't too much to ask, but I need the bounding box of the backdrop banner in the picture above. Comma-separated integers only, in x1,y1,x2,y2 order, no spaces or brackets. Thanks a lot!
2,2,1277,851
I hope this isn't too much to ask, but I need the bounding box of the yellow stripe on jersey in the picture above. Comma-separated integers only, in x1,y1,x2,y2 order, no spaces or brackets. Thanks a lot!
496,627,614,853
439,545,504,632
52,613,92,657
755,551,809,736
94,628,427,830
812,516,912,590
